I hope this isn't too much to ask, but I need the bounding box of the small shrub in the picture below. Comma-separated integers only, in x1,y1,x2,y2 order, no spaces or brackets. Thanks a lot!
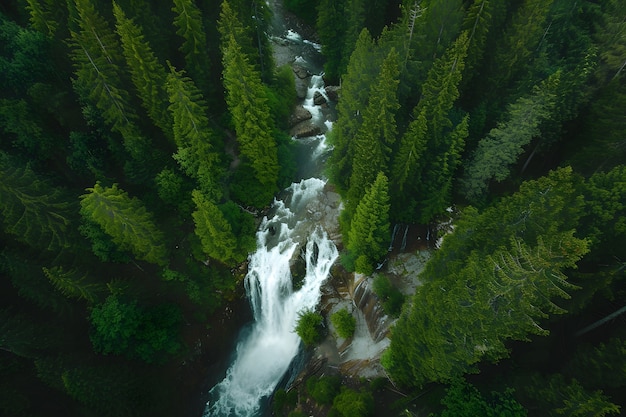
372,275,405,317
306,376,342,405
294,309,324,347
330,308,356,339
332,387,374,417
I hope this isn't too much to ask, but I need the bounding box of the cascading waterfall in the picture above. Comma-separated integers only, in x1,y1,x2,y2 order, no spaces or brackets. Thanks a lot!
204,4,337,414
205,180,338,417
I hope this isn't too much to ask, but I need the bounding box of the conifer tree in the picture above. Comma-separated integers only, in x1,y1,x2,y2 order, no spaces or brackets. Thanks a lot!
347,172,391,274
390,31,469,223
316,0,346,82
221,30,278,196
166,63,223,199
43,266,105,304
327,29,381,193
0,153,76,252
24,0,59,36
384,168,589,387
69,0,150,163
112,1,172,139
347,48,400,210
171,0,212,94
79,182,168,266
191,189,240,266
461,72,560,201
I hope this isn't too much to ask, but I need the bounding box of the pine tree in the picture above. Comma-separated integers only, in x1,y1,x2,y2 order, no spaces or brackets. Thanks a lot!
390,31,469,223
191,189,239,265
327,28,381,193
316,0,346,82
384,168,588,387
166,63,223,199
347,48,400,210
221,32,278,195
112,1,172,139
69,0,150,162
171,0,212,94
43,266,105,304
0,153,76,252
461,72,560,201
24,0,59,36
347,172,391,274
79,182,168,266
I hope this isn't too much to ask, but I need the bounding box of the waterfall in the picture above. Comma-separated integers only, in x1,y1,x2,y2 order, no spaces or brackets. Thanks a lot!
205,180,338,417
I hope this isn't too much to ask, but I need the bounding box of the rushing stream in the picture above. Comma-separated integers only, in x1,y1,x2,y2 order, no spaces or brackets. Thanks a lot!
204,3,338,416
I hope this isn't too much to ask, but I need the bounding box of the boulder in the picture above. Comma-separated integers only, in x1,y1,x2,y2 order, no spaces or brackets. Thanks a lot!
288,105,313,127
292,64,311,79
313,91,326,105
290,120,322,138
324,85,340,102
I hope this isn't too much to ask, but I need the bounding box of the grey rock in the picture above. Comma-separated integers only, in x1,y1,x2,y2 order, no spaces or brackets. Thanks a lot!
324,85,340,102
313,91,326,105
288,105,313,127
290,120,322,138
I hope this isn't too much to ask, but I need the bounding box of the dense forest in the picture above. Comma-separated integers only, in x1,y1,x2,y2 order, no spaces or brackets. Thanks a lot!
1,0,625,416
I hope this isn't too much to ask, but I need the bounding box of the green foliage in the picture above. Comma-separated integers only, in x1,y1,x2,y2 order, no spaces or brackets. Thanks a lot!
330,308,356,339
166,63,224,199
521,373,620,417
385,168,589,388
80,182,168,266
306,375,342,405
372,275,404,317
191,189,240,265
294,309,324,347
564,336,626,391
113,1,172,138
332,386,374,417
273,388,299,416
221,33,279,199
347,172,391,273
43,266,105,304
284,0,318,24
434,378,527,417
0,153,77,252
89,295,182,363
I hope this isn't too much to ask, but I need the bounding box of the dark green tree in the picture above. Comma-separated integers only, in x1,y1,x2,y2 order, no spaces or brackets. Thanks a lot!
43,266,105,304
191,189,240,265
316,0,345,82
171,0,212,94
221,31,279,200
113,1,172,139
294,309,324,347
461,72,560,201
79,182,168,266
384,168,589,387
346,48,400,211
332,387,374,417
166,63,223,199
0,153,76,252
347,172,391,274
435,378,527,417
89,295,182,363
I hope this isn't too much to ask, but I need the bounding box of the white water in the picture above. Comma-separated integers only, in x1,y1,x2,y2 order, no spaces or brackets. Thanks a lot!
205,179,338,416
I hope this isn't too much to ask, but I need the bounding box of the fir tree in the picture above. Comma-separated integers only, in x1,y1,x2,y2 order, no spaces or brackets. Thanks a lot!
79,182,168,266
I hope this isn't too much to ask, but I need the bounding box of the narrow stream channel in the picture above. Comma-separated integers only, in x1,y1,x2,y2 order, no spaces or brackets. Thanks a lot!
204,3,339,416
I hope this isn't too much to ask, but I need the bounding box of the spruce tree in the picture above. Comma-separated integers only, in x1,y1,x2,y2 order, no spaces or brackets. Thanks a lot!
113,1,172,139
79,182,168,266
166,63,223,199
191,189,239,265
347,48,400,211
221,31,278,197
347,172,391,274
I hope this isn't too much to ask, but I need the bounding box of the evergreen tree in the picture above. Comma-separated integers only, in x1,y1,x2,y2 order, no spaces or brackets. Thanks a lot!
112,1,172,139
221,30,278,199
191,189,239,265
171,0,212,95
316,0,346,82
24,0,60,36
69,0,151,164
43,266,105,304
79,182,168,266
0,153,76,252
461,72,560,201
384,168,588,387
390,31,469,223
327,29,381,193
166,63,223,199
347,172,391,274
346,48,400,210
